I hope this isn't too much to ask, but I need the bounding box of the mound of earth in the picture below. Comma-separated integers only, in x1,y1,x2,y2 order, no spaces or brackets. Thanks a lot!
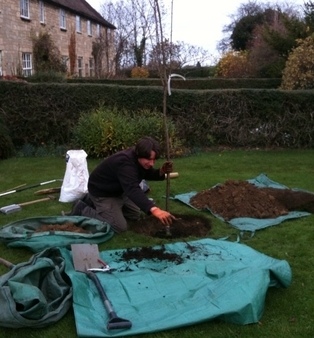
190,179,314,220
36,222,90,233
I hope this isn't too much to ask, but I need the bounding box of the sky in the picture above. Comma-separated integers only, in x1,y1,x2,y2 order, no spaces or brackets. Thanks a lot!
86,0,306,61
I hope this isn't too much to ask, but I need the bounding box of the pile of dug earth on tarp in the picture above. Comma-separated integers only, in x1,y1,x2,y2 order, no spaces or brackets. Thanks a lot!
172,173,314,232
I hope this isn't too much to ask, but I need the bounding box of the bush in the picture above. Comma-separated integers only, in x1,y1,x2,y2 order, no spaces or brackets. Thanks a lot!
27,71,66,83
72,106,181,158
131,67,149,78
281,35,314,90
0,118,15,159
215,51,253,78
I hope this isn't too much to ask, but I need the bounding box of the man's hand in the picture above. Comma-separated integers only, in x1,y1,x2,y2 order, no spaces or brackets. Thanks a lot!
160,161,173,175
150,207,176,225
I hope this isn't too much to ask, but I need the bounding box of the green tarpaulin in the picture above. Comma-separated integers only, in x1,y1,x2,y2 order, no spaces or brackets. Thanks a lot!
61,238,292,337
172,173,311,232
0,216,114,252
0,247,72,328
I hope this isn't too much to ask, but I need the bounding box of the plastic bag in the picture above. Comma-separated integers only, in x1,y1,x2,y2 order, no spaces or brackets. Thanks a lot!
59,150,89,203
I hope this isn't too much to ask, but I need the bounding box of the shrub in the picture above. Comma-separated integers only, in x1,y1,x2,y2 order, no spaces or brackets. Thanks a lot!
31,30,67,74
215,51,253,78
131,67,149,78
0,118,15,159
281,34,314,90
27,71,66,83
72,106,181,158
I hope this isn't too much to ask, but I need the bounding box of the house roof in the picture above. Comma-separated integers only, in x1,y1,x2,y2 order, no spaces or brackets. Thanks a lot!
47,0,116,29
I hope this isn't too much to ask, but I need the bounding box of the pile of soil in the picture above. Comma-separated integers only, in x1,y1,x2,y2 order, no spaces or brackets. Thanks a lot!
35,222,89,233
190,179,314,220
120,245,183,264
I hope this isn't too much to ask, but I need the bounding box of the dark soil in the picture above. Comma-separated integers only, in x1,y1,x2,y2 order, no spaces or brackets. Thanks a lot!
35,222,90,233
120,245,184,264
190,179,314,220
129,213,212,239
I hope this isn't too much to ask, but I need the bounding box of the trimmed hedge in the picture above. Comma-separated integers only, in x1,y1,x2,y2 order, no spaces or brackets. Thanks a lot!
0,81,314,150
64,77,281,90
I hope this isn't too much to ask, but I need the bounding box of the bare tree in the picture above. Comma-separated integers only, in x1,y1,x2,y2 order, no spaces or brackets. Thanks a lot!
101,0,213,73
101,0,157,74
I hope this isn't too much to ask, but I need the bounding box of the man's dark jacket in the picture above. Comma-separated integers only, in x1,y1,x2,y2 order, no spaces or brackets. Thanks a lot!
88,147,164,214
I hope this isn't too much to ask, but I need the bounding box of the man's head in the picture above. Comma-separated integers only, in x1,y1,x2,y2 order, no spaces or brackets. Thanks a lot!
135,136,161,169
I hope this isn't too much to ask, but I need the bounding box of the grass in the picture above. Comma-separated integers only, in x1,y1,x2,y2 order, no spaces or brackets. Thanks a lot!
1,149,314,337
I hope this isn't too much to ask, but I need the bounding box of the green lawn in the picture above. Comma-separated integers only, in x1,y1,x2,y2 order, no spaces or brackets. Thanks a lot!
1,149,314,337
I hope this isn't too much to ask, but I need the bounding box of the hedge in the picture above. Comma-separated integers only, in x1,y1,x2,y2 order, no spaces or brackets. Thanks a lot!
0,81,313,149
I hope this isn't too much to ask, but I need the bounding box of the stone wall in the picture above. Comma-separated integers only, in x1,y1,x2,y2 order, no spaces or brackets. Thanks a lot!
0,0,115,77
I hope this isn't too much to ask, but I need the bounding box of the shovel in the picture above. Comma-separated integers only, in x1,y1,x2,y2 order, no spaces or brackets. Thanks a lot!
0,195,56,214
71,244,132,331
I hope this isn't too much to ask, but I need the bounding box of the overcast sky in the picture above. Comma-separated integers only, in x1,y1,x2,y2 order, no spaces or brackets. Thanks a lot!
86,0,306,60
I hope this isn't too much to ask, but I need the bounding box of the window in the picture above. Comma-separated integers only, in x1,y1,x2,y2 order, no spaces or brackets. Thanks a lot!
96,24,100,36
22,53,32,77
87,20,92,36
60,9,66,29
89,58,94,77
76,15,81,33
39,1,45,23
77,57,83,77
20,0,30,19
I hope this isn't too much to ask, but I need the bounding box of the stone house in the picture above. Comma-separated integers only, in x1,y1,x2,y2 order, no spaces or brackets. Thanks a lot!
0,0,116,77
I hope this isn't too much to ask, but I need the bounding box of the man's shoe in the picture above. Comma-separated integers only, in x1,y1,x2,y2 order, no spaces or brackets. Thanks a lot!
68,200,88,216
81,193,95,208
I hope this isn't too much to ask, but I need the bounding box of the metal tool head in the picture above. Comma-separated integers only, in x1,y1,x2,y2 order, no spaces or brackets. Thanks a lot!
87,267,111,272
0,204,22,214
71,244,110,272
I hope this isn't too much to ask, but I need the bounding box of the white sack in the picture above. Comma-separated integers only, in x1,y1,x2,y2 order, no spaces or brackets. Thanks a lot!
59,150,89,203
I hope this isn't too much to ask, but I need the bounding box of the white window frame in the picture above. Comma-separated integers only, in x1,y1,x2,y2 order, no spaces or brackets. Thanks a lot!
39,0,45,23
22,53,32,77
77,57,83,77
20,0,30,19
76,15,81,33
60,9,66,29
87,20,92,36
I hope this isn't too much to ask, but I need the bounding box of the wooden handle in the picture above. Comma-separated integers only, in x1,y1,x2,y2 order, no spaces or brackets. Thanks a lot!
19,196,54,206
166,172,179,179
34,187,61,195
0,257,14,269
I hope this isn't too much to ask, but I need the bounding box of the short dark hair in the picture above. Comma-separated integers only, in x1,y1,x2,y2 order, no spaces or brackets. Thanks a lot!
135,136,161,159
